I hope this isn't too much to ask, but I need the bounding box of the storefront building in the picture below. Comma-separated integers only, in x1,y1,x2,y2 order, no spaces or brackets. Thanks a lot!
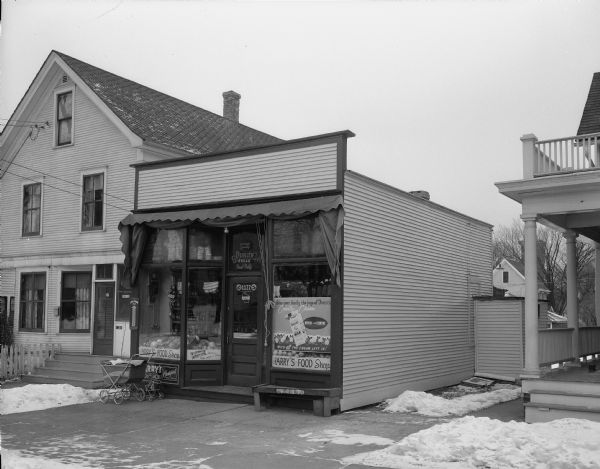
119,130,493,411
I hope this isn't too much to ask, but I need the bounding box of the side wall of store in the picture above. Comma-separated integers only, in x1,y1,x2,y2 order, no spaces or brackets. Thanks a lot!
341,171,493,410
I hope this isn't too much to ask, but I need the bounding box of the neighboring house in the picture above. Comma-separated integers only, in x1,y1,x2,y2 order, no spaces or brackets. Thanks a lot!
496,72,600,422
493,258,550,299
0,50,280,357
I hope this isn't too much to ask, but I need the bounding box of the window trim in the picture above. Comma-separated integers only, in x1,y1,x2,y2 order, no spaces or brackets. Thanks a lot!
53,87,75,148
59,270,93,333
18,270,48,333
80,168,107,232
21,179,43,237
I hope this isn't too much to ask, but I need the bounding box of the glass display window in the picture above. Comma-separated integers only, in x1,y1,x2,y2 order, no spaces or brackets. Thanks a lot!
273,264,332,298
188,226,224,262
272,263,332,373
187,268,222,361
138,266,182,360
143,228,185,264
273,217,325,258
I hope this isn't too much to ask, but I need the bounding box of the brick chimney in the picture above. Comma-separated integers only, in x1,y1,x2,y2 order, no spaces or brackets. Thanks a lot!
222,90,241,122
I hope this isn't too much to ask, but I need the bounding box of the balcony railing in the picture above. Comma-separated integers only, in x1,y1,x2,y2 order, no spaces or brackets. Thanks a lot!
529,133,600,177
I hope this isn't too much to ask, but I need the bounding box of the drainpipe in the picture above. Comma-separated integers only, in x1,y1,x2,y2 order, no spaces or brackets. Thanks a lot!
522,215,540,378
564,231,579,360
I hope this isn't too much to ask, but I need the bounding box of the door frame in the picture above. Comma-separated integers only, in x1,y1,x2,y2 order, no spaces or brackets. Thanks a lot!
225,275,264,386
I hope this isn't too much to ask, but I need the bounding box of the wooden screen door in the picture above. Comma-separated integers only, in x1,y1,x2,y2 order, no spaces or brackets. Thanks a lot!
226,276,263,386
93,283,115,356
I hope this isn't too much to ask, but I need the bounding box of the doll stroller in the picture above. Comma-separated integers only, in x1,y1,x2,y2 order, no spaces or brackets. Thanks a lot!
99,355,148,405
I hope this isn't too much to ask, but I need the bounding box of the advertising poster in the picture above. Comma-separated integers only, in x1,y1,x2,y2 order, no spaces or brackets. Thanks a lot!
272,297,331,372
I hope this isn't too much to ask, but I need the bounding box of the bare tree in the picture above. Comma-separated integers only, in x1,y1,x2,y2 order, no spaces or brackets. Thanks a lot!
493,219,596,324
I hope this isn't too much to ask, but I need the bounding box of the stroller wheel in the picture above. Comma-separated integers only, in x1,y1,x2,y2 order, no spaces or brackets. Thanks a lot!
113,391,125,405
158,391,165,399
99,389,109,404
133,385,146,402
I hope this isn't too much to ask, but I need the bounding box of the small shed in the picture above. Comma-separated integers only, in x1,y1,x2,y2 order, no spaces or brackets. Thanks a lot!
119,131,493,411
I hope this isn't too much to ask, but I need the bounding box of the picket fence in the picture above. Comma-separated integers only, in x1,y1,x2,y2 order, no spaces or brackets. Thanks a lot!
0,343,61,380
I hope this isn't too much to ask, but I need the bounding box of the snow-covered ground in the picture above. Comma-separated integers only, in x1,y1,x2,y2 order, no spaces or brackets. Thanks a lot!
0,383,99,415
2,382,600,468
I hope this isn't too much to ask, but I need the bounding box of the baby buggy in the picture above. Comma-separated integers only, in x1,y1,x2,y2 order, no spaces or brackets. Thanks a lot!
99,355,148,405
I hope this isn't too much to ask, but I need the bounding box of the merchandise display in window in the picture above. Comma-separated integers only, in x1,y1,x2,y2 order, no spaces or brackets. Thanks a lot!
187,269,222,360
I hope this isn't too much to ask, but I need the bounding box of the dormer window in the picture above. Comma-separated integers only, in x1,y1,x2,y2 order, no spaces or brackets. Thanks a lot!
56,91,73,146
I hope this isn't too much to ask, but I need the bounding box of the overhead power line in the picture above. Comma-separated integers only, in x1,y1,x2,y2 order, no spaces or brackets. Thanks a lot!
3,168,132,214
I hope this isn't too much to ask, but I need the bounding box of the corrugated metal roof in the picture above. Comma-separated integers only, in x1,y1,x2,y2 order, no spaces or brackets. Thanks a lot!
54,51,282,155
577,72,600,135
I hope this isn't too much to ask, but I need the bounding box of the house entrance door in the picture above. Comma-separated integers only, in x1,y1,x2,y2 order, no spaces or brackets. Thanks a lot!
225,276,262,386
93,283,115,356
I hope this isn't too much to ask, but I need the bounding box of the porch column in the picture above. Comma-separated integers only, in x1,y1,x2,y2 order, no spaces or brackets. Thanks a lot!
595,242,600,327
522,215,540,377
564,230,579,360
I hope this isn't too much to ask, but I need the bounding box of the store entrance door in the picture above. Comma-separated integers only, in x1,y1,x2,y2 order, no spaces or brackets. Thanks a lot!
226,276,262,386
93,283,115,356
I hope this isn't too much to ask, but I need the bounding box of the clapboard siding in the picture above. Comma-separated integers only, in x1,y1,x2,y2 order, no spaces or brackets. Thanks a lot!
341,171,492,410
136,143,338,209
474,299,524,380
1,71,137,351
0,83,136,260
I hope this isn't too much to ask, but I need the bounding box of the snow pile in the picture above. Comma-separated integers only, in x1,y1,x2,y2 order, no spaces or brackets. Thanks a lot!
383,387,520,417
303,429,395,446
344,416,600,468
1,449,96,469
0,384,100,415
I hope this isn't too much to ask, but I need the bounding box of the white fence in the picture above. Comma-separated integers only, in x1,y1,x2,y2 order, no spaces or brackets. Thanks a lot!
0,343,60,380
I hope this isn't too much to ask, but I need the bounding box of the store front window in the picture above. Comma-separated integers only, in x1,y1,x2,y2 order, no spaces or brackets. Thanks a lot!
271,217,332,373
139,266,182,360
187,268,222,360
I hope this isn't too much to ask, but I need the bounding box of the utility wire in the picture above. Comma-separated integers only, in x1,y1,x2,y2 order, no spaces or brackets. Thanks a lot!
8,160,136,206
3,168,132,214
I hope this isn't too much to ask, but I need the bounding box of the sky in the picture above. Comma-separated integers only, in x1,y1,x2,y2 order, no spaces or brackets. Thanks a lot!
1,0,600,229
3,382,600,468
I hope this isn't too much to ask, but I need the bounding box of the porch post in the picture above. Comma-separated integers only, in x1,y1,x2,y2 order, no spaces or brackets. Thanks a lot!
564,230,579,360
522,215,540,377
521,133,538,179
595,242,600,327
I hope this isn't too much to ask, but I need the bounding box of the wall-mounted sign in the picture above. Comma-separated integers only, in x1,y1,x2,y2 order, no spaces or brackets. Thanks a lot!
229,231,261,271
272,297,331,372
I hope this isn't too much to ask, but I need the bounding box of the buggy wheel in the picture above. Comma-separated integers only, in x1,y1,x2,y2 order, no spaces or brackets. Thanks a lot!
99,389,109,404
158,391,165,399
133,385,146,402
113,391,125,405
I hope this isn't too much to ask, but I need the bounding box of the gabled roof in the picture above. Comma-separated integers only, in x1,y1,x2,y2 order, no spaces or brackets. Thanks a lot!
52,51,282,155
577,72,600,135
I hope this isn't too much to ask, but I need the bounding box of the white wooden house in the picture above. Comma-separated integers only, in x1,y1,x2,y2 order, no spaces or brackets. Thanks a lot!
0,51,279,358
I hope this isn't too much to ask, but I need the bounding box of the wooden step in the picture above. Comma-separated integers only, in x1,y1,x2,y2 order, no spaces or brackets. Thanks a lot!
525,402,600,423
527,389,600,409
522,379,600,396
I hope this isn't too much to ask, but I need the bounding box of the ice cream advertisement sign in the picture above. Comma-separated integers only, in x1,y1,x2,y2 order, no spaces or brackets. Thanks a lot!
272,297,331,371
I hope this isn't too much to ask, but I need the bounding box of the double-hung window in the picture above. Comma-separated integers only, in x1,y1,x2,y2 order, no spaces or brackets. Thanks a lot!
56,91,73,146
60,272,92,332
19,272,46,331
22,182,41,236
82,173,104,230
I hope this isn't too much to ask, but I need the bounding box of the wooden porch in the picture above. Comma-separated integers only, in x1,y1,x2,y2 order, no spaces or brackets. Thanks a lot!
523,326,600,423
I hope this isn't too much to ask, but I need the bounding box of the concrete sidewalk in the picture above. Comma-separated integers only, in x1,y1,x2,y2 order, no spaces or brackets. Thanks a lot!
1,396,524,468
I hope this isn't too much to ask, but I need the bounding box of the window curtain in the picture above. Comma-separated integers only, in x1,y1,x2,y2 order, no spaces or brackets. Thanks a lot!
317,208,344,287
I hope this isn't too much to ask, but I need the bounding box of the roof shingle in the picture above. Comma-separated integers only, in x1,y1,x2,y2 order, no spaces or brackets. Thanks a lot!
55,51,282,155
577,72,600,135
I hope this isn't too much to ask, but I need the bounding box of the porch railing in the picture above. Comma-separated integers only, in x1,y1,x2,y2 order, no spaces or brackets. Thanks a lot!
0,343,60,380
532,133,600,176
539,328,574,366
